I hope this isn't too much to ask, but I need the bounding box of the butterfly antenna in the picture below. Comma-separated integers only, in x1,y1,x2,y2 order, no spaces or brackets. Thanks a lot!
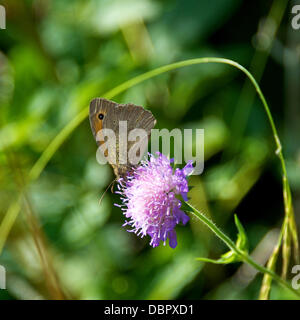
110,178,117,193
98,179,117,206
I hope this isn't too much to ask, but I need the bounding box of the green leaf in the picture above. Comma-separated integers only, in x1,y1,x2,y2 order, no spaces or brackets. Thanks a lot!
234,214,248,253
196,250,238,264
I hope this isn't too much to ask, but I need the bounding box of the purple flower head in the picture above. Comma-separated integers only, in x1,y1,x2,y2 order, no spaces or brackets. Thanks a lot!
115,152,193,248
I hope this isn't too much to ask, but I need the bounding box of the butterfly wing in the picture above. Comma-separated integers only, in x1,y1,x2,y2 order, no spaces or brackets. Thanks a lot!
119,102,156,164
89,98,156,178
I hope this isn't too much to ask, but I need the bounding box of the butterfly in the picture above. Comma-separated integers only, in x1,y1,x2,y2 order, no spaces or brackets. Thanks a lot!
89,98,157,180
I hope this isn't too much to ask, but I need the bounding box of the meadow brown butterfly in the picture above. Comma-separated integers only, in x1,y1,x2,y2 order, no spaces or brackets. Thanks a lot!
89,98,157,179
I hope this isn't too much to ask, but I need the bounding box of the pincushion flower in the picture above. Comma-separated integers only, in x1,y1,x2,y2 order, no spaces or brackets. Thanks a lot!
115,152,194,248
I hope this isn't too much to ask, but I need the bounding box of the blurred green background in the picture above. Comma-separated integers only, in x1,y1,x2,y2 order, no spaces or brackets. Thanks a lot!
0,0,300,300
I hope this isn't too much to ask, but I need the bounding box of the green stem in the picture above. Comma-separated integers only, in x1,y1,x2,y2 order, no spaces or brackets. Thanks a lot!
29,57,293,199
184,201,300,299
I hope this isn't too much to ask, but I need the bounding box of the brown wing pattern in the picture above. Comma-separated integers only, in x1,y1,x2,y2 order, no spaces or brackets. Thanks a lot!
89,98,156,179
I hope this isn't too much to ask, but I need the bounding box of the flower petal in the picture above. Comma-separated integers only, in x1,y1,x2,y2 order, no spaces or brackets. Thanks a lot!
168,230,177,248
183,160,194,176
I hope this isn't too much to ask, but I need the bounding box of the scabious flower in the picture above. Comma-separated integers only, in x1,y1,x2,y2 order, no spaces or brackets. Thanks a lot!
115,152,194,248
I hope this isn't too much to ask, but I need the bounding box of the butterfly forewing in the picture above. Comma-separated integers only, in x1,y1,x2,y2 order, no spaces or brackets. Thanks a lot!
89,98,156,179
